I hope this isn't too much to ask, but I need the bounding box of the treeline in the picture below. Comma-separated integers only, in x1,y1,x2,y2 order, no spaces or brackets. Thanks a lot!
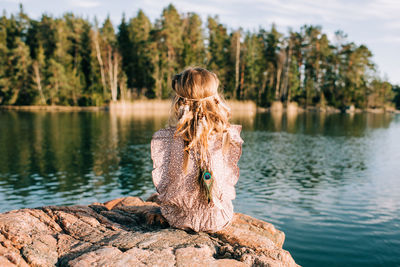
0,4,398,109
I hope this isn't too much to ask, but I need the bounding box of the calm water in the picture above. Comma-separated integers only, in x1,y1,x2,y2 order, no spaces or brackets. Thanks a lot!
0,110,399,266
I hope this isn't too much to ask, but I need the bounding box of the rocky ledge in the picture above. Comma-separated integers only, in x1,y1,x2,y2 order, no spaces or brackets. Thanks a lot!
0,195,298,266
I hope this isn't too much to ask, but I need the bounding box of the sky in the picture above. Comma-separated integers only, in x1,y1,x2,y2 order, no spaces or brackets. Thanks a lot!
1,0,399,85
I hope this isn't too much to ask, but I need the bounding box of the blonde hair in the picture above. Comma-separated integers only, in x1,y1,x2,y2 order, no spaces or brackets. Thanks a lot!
169,67,231,173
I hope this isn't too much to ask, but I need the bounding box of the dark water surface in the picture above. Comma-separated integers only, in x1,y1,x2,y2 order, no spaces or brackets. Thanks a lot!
0,110,399,266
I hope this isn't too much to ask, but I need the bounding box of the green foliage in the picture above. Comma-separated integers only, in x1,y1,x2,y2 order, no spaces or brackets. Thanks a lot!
0,4,397,109
118,10,154,98
206,16,230,98
182,13,205,67
393,85,400,109
242,32,264,102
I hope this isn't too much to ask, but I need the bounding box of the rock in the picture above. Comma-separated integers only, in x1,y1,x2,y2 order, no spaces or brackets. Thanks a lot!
0,196,299,266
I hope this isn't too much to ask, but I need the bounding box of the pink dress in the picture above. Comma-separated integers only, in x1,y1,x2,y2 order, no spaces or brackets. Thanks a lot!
150,124,243,233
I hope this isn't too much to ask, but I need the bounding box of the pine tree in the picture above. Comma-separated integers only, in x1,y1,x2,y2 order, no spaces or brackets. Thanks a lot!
119,10,154,98
9,37,32,104
242,31,264,101
181,12,205,67
96,16,123,101
258,24,283,105
228,30,241,99
32,44,46,104
157,4,184,98
79,20,94,103
0,13,10,104
206,16,229,94
45,18,73,105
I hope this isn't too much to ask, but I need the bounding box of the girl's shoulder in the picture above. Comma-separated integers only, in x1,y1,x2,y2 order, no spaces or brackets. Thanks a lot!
226,124,243,144
206,124,243,147
152,126,177,139
228,124,242,133
151,124,243,144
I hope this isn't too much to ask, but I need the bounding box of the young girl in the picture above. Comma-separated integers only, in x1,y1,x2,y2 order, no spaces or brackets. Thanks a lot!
150,67,243,233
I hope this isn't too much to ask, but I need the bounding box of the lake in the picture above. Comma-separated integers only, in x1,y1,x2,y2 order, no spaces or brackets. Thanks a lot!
0,109,399,266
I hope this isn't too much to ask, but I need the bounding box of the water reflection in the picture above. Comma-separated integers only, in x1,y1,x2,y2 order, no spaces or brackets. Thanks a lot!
0,110,396,209
249,111,393,136
0,110,169,208
0,110,399,266
234,112,400,266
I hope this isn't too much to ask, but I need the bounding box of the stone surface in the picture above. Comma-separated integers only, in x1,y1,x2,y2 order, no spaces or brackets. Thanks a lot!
0,195,299,266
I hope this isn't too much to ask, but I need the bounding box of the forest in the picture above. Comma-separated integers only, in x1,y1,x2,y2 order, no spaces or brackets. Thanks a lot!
1,4,399,109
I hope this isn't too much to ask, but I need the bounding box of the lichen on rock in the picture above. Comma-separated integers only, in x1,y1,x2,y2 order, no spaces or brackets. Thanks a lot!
0,195,299,266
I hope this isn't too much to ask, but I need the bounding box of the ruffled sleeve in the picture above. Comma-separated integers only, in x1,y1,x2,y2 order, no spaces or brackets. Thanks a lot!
224,124,244,186
150,127,174,193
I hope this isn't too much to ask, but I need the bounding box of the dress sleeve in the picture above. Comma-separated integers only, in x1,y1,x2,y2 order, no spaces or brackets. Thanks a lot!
150,128,174,193
225,124,244,186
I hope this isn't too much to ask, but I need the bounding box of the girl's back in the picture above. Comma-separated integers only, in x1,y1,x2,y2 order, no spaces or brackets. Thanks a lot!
151,124,243,232
150,67,244,233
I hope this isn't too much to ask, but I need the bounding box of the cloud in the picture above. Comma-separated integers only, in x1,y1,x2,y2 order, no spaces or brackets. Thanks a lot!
0,0,29,3
0,0,32,4
118,0,399,31
384,20,400,30
364,0,400,20
172,0,232,17
69,0,100,8
372,35,400,44
238,0,366,23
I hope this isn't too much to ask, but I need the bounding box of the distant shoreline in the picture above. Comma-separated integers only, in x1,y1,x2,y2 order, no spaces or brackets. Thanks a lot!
0,105,108,111
0,100,398,114
0,100,258,113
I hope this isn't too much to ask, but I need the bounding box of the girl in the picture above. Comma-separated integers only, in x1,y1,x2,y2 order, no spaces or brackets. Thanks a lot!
151,67,243,233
